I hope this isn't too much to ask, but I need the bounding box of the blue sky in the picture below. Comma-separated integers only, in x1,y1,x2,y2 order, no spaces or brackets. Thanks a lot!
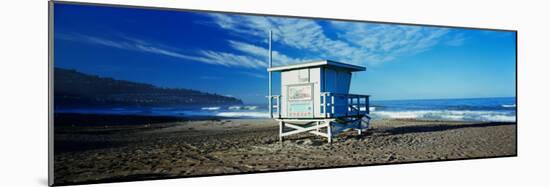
54,4,516,103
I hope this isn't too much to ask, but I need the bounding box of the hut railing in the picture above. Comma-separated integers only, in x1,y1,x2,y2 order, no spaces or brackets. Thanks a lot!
320,92,370,118
270,93,369,119
268,95,281,118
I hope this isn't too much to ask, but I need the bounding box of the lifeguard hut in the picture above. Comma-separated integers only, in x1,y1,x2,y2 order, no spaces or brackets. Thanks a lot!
267,59,371,143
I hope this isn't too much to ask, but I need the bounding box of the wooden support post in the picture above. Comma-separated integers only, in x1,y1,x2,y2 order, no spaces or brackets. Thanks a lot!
327,120,332,144
357,116,363,135
317,121,320,132
279,121,284,144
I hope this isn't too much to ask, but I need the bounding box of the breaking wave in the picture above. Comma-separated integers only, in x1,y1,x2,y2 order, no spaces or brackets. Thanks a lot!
501,104,516,108
201,107,220,111
371,110,516,122
216,112,269,118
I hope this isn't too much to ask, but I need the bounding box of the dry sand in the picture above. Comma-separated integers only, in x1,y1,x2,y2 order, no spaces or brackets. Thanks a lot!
54,116,516,185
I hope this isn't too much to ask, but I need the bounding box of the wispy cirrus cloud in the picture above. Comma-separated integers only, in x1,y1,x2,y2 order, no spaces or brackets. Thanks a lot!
228,40,307,66
206,14,357,63
57,33,268,69
58,12,465,72
330,21,451,64
204,13,464,66
445,33,466,46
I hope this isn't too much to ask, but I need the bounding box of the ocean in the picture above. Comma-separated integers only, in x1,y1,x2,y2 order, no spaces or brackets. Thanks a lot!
55,97,516,122
369,97,516,122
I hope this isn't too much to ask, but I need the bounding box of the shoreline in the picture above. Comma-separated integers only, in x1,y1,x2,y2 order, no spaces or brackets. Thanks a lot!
54,112,516,127
54,113,234,127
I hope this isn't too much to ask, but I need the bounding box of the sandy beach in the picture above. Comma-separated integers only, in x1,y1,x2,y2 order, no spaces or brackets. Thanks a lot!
54,114,516,185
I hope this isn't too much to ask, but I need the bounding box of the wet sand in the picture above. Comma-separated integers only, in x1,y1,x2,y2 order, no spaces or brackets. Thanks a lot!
53,114,516,185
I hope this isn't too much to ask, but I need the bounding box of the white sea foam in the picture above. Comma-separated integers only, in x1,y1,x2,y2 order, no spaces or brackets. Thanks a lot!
501,104,516,108
216,112,269,118
227,105,258,111
371,110,516,122
201,106,220,111
479,114,516,122
228,106,242,110
355,107,375,112
243,106,258,110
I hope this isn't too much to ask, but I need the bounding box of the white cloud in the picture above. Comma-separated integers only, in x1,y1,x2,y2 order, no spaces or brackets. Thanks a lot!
205,13,462,66
58,13,465,71
198,50,265,68
57,33,267,69
228,40,307,66
228,40,267,58
445,33,466,46
330,22,451,64
206,14,357,62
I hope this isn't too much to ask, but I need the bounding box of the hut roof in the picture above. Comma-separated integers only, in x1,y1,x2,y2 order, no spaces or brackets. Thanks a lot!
267,60,365,72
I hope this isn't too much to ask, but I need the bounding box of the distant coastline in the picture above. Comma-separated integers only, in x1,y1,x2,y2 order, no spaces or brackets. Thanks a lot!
54,67,243,108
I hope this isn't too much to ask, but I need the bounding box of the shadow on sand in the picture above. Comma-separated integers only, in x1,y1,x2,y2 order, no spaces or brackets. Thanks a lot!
379,122,514,136
55,173,171,186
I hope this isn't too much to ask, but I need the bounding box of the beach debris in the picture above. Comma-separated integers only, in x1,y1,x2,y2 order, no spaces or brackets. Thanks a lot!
387,154,397,161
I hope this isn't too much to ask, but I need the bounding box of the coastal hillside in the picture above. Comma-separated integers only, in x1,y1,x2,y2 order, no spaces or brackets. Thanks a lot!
54,68,243,107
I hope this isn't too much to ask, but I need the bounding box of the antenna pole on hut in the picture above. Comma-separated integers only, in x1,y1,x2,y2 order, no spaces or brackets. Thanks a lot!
268,30,273,118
